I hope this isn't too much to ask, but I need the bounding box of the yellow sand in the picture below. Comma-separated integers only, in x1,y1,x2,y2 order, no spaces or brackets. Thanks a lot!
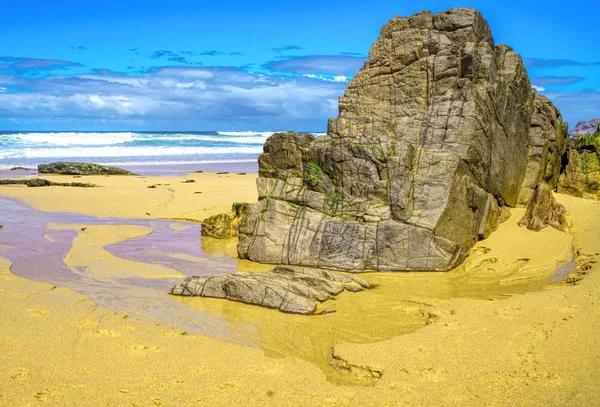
0,172,258,221
0,174,599,406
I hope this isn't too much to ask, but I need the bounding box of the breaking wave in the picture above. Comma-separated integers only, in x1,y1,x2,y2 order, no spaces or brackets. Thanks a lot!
0,146,263,159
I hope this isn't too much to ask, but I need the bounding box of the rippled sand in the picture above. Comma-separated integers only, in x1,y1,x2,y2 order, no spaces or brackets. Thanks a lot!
0,173,599,406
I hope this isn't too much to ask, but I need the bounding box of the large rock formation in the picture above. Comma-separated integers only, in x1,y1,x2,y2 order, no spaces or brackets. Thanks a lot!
518,95,570,205
559,125,600,199
238,8,569,272
38,162,134,176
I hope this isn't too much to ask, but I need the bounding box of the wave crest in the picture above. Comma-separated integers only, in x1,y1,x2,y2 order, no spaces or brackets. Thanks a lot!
0,146,263,159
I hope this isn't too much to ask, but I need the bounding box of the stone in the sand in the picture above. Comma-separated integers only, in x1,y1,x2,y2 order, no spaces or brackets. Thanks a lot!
170,265,372,314
38,162,135,176
10,167,29,171
558,125,600,200
518,182,569,232
238,8,569,272
201,202,248,239
0,178,97,188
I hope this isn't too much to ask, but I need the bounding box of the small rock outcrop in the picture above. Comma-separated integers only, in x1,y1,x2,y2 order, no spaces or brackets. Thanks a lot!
570,119,600,135
559,125,600,200
0,178,97,188
38,162,135,176
518,182,569,232
201,203,248,239
237,8,569,272
170,265,372,314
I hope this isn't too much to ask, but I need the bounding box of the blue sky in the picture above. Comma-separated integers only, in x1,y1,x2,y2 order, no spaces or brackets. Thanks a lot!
1,0,598,131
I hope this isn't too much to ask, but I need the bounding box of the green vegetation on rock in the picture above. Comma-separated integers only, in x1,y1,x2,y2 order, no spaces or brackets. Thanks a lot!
559,124,600,198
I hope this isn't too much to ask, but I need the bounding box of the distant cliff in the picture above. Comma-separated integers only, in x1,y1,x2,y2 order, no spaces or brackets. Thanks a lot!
570,119,600,135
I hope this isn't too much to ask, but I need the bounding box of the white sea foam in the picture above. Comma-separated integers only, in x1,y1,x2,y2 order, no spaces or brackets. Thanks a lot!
0,158,257,170
5,132,138,146
102,159,257,166
0,131,276,146
149,134,268,144
216,131,282,137
0,146,263,159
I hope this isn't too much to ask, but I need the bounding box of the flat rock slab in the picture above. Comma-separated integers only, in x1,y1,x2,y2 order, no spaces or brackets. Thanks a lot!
170,265,372,314
38,162,135,175
0,178,97,187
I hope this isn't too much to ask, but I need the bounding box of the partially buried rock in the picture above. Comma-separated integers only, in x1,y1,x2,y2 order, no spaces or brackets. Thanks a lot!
0,178,97,188
38,162,135,175
518,183,569,232
170,265,372,314
201,202,248,239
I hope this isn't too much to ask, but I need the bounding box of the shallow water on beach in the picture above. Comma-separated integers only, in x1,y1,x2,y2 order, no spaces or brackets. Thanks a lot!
0,197,573,384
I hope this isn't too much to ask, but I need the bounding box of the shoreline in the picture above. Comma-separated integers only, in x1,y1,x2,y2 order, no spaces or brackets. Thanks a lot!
0,173,599,405
0,160,259,178
0,171,259,222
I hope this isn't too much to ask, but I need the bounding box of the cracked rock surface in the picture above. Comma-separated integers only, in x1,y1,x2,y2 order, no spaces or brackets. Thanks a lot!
170,265,372,314
237,8,568,271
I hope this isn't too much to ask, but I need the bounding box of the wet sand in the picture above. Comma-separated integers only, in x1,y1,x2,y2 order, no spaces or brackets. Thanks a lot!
0,171,259,221
0,173,599,405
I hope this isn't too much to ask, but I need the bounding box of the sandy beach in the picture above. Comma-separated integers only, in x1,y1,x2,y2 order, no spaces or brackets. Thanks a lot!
0,172,597,406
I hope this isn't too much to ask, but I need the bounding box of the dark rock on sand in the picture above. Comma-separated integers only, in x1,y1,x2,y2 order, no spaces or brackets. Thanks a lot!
518,182,569,232
170,265,372,314
38,162,135,176
201,202,248,239
10,167,29,171
0,178,97,187
559,125,600,200
238,8,569,272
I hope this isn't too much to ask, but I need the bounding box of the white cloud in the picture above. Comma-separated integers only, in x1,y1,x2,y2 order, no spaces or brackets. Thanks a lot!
302,73,348,83
0,67,346,129
542,90,600,127
0,87,6,93
532,85,545,92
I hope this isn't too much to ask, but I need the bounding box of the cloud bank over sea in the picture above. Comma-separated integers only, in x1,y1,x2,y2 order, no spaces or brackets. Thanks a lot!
1,1,599,130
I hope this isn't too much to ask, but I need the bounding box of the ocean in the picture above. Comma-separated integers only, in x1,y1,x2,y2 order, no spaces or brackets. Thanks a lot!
0,131,325,175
